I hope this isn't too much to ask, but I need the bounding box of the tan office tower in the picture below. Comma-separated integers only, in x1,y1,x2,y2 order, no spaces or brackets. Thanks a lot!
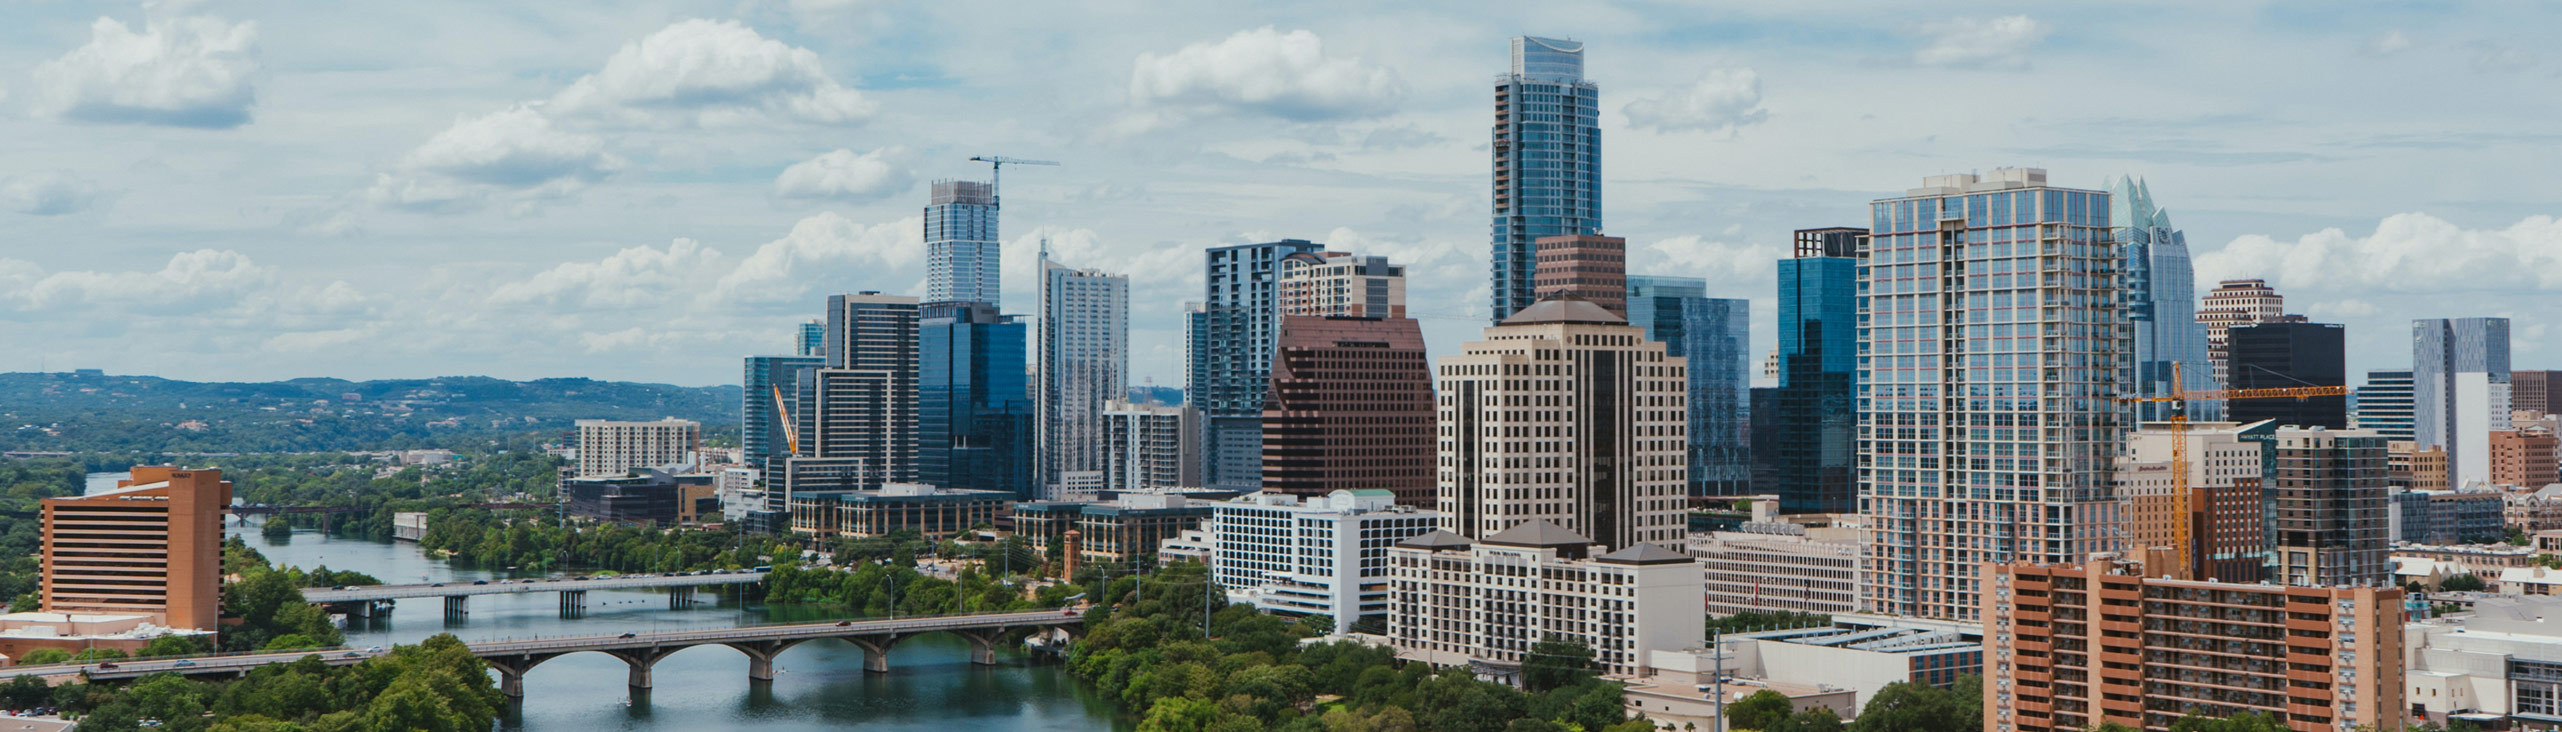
1530,235,1626,317
2195,278,2288,387
2116,421,2271,582
1434,297,1685,550
1278,251,1405,318
42,467,231,630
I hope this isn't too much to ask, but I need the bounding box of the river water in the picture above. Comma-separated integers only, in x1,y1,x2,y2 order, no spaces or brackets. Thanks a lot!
192,497,1129,730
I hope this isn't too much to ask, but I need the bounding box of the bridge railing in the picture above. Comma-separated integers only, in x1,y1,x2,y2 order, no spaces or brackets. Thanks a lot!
458,609,1085,647
1,646,372,673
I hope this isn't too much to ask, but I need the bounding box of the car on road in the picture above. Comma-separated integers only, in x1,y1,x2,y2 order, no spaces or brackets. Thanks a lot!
344,651,364,658
836,620,852,627
94,662,117,670
173,659,195,667
430,583,444,588
472,580,489,585
618,632,637,639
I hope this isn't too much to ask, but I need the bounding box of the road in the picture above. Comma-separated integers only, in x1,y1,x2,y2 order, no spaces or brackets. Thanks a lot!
302,571,768,603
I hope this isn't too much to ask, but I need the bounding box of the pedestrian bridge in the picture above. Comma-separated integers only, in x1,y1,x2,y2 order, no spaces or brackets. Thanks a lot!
302,572,769,618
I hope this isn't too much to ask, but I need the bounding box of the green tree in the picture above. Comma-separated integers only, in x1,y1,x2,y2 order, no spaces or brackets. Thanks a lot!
1730,689,1796,730
1847,681,1968,732
1521,635,1597,693
1771,708,1846,732
71,648,128,662
2441,573,2489,592
1138,696,1228,732
140,633,214,658
17,648,71,665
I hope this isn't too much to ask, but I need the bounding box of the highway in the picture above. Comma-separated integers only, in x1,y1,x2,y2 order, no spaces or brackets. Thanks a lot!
301,571,767,603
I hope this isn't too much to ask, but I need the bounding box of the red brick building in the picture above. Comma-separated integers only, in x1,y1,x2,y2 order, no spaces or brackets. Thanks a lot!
1531,234,1626,316
1261,314,1435,507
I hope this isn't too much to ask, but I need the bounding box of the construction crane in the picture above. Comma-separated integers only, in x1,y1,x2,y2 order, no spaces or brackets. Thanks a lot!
772,385,799,456
2115,363,2348,579
967,155,1058,206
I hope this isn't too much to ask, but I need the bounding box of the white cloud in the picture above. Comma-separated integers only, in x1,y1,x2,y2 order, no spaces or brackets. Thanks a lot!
1623,69,1770,135
548,19,873,127
773,147,915,200
1912,16,2048,70
2363,30,2413,57
2195,213,2562,294
7,249,267,313
1633,236,1787,289
713,213,922,307
0,173,110,215
1130,27,1403,122
488,238,726,309
29,15,257,128
366,105,625,213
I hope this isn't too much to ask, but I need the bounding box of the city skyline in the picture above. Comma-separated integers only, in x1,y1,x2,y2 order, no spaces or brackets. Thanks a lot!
3,3,2558,389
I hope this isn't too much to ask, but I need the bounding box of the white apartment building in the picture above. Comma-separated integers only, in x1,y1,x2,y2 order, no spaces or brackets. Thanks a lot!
2117,420,2272,581
1278,251,1406,318
1205,490,1439,635
573,418,700,478
1388,520,1700,681
1689,525,1861,617
1037,255,1128,500
2196,278,2287,387
1103,400,1197,493
1435,297,1686,551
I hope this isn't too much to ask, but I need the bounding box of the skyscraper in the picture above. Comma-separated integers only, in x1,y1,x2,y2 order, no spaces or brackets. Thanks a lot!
2515,370,2562,417
924,180,1000,307
1279,252,1404,318
2270,426,2392,587
2196,279,2288,387
2414,317,2513,488
2354,369,2415,440
1623,276,1749,500
797,319,825,357
918,302,1032,499
1859,169,2127,621
771,292,919,519
1262,314,1436,507
1533,234,1626,316
1435,297,1685,551
2225,321,2348,428
1189,239,1327,490
1489,36,1601,323
1102,400,1196,493
1772,227,1862,514
1037,254,1128,498
2111,177,2216,421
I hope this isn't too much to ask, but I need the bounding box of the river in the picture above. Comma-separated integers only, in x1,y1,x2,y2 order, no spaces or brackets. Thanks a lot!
88,469,1127,731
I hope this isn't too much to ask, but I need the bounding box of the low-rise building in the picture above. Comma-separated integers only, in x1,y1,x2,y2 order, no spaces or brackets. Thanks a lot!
1201,490,1440,634
564,469,716,526
2405,595,2562,728
1626,615,1982,728
0,612,215,661
2395,489,2508,545
1012,493,1213,564
392,511,428,542
1687,524,1860,617
2510,485,2562,533
787,483,1007,538
2492,428,2561,489
1387,521,1700,682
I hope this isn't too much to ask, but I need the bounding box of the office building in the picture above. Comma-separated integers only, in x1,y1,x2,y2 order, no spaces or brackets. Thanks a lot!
2225,321,2348,428
2407,596,2562,728
1102,400,1196,494
1858,169,2128,621
1489,36,1601,323
1387,522,1699,680
1262,314,1436,507
788,483,1007,538
1532,234,1626,316
1190,239,1327,491
41,467,230,631
1631,617,1983,726
2116,421,2274,582
2390,441,2451,492
1626,275,1751,501
1770,228,1862,514
2113,177,2217,423
2197,278,2288,387
2270,427,2391,587
742,355,822,468
2392,489,2506,545
797,319,825,357
1278,251,1404,318
924,180,1000,306
2415,317,2514,488
573,418,700,478
1435,298,1686,551
1985,557,2404,732
2493,428,2561,488
918,302,1033,499
565,469,717,526
770,293,919,515
1011,493,1214,563
1205,490,1440,634
1038,255,1128,498
1687,525,1861,617
2356,369,2415,439
2517,370,2562,417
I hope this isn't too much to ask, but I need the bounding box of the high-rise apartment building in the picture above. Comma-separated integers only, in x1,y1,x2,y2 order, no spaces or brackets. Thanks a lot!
1037,255,1128,498
2491,428,2561,488
743,355,824,468
42,466,231,630
2116,421,2274,583
2270,426,2391,587
1102,400,1196,494
1190,239,1327,491
2197,278,2288,387
772,293,919,516
2415,317,2514,488
2225,321,2348,429
2355,369,2415,439
1531,234,1626,316
797,319,825,357
1208,490,1440,635
574,418,700,478
918,302,1032,499
1278,252,1404,318
2516,370,2562,417
2112,177,2217,422
1489,36,1600,323
1772,228,1862,514
1262,314,1436,507
1623,276,1750,501
1858,169,2128,621
924,180,1000,306
1434,298,1685,551
1985,558,2404,732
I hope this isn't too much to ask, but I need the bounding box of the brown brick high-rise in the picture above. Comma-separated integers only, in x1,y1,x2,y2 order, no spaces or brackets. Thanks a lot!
1262,314,1436,507
1532,234,1626,317
42,466,231,630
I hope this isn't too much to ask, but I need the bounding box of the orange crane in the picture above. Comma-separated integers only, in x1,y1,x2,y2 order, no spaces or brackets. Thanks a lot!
2115,364,2348,578
772,385,799,455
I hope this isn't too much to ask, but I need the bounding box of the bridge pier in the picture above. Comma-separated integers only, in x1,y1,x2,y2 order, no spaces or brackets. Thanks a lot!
443,595,468,619
485,654,549,699
560,590,586,618
725,639,795,683
605,646,678,690
848,635,901,674
670,586,694,609
958,629,1000,665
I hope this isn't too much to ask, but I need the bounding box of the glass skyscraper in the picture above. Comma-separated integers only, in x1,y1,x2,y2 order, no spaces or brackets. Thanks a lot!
919,302,1033,499
2354,369,2415,440
2111,176,2215,422
926,180,1000,306
1489,36,1601,323
1625,276,1750,499
1037,254,1127,498
1188,239,1326,491
1773,227,1862,514
2414,317,2512,488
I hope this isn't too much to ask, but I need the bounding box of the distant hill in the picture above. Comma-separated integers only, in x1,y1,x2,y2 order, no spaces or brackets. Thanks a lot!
0,372,739,454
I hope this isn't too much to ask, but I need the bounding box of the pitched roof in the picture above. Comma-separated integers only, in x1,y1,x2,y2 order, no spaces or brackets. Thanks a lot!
1499,296,1625,326
1481,520,1593,548
1595,542,1694,566
1396,530,1474,551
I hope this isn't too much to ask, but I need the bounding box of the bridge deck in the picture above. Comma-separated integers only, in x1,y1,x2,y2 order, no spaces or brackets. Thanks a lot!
303,571,767,602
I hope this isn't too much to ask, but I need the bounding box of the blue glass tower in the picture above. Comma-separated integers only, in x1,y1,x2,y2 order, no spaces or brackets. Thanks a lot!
1188,239,1326,490
926,180,1000,306
796,319,824,357
1773,228,1862,513
2112,176,2215,422
920,302,1033,499
1490,36,1601,323
1625,276,1750,499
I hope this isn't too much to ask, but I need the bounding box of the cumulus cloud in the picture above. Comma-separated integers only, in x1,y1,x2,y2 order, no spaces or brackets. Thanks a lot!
548,19,873,127
2,249,267,313
1130,27,1403,122
488,238,726,309
29,15,258,128
1912,16,2048,70
1623,69,1770,134
773,147,915,200
2195,213,2562,294
714,213,921,306
1635,235,1787,289
0,173,110,215
366,105,626,213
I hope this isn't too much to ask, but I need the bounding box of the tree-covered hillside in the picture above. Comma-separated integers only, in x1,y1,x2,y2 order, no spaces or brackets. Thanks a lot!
0,372,739,453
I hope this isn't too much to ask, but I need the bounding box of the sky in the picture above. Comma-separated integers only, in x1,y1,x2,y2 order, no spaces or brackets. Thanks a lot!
2,1,2558,389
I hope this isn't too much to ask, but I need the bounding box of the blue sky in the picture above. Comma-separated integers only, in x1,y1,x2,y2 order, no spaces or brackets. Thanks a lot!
2,1,2557,388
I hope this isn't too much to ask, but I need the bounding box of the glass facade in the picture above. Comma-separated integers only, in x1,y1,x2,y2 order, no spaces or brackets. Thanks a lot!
1037,257,1128,496
1490,36,1600,323
1774,230,1861,513
742,354,823,468
925,180,1000,306
1625,276,1750,499
920,303,1034,499
1188,239,1327,490
2111,177,2216,422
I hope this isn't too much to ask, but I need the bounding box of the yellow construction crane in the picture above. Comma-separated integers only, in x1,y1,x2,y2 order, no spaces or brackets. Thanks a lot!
772,385,799,456
2115,364,2348,578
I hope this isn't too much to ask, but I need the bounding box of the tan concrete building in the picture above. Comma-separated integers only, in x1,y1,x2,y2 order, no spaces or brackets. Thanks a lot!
574,418,701,478
1277,251,1405,318
1387,522,1699,680
42,467,231,631
2392,441,2452,491
2195,278,2288,387
2116,421,2271,582
1687,526,1860,617
1985,557,2404,732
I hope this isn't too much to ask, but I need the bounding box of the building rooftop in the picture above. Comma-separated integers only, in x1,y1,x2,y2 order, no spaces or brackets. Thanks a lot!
1396,530,1474,551
1500,297,1625,326
1481,520,1593,548
1596,543,1692,566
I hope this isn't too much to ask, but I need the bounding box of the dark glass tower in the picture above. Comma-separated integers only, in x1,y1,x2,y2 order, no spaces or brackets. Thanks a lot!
1490,36,1601,323
1774,227,1861,514
2226,321,2348,429
1188,239,1326,490
1623,276,1748,500
919,302,1033,499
